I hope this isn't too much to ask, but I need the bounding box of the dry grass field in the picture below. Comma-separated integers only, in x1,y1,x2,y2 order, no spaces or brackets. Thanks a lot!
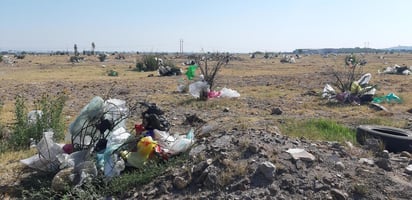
2,53,410,126
1,52,412,198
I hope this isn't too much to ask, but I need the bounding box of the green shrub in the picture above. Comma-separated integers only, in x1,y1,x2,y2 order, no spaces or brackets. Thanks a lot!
9,93,67,150
135,62,145,71
143,55,159,71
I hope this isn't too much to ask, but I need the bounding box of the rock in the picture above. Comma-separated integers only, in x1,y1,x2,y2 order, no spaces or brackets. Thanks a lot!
223,107,230,112
249,143,260,153
230,178,250,191
258,161,277,180
375,158,392,171
280,174,296,194
359,158,374,166
189,144,207,158
51,167,74,192
330,188,348,200
268,183,280,195
271,107,283,115
405,164,412,175
335,162,345,171
378,150,390,159
192,160,210,175
173,176,188,189
400,151,411,158
203,165,220,189
286,148,315,162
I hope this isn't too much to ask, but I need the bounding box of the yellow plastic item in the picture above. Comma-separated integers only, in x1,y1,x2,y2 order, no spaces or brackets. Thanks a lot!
350,81,361,94
137,136,158,160
124,136,158,168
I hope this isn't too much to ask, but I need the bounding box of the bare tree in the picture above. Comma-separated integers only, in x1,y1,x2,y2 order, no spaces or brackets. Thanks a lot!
74,44,79,56
195,54,230,100
91,42,95,55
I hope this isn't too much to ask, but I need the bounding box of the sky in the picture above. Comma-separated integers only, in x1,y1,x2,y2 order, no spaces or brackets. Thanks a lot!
1,0,411,53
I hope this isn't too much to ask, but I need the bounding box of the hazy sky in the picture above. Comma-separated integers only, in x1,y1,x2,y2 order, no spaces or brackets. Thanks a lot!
1,0,411,52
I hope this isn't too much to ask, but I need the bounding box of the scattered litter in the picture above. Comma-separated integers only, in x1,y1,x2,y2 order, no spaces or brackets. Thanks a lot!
379,64,412,75
322,73,376,105
372,93,402,104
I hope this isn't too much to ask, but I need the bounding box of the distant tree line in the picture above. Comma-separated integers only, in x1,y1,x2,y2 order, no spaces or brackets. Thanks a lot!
293,47,412,55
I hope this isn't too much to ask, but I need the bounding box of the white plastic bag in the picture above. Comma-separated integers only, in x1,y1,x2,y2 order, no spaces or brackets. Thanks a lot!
189,81,209,98
20,131,64,172
219,88,240,98
322,84,335,99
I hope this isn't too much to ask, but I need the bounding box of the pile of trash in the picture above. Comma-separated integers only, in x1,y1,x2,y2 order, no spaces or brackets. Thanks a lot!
322,73,376,105
178,64,241,99
280,55,296,64
378,64,412,75
20,96,194,191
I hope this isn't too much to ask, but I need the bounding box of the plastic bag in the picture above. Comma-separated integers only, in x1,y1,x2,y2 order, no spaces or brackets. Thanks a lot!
189,81,209,98
219,88,240,98
357,73,371,86
372,93,402,104
208,91,221,98
322,84,335,98
20,131,64,172
103,99,128,132
168,128,194,155
27,110,43,124
106,127,131,147
68,96,105,147
185,65,198,80
57,150,88,169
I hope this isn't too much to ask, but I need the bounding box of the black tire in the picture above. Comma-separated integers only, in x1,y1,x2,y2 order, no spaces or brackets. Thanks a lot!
356,125,412,152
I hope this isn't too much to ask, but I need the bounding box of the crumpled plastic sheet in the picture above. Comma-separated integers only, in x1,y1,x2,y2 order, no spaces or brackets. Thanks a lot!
20,131,64,172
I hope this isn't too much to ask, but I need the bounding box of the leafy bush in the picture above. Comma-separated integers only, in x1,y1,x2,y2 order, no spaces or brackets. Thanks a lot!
134,55,161,72
134,62,145,72
144,55,160,71
9,93,67,151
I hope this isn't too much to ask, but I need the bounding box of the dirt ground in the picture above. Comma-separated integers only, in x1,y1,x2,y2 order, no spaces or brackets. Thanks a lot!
1,53,412,199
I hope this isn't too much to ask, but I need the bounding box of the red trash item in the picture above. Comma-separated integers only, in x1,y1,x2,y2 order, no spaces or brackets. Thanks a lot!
62,144,74,154
208,91,221,98
135,124,145,135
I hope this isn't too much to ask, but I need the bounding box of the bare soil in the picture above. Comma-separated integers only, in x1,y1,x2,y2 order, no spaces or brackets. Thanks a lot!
1,53,412,199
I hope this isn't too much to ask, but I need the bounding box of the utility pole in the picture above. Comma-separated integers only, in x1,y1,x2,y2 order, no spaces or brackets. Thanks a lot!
179,39,184,55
